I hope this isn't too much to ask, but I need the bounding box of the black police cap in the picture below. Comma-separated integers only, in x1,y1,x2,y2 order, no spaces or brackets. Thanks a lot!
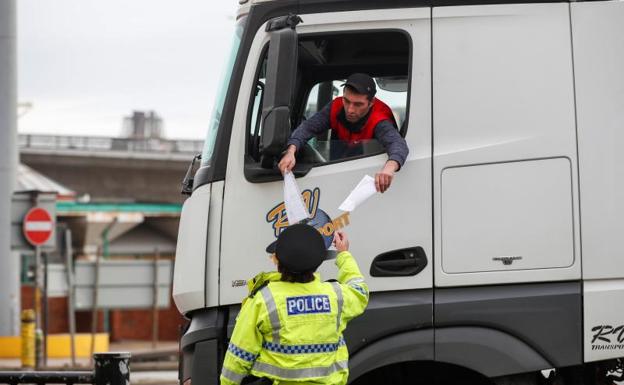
275,224,326,273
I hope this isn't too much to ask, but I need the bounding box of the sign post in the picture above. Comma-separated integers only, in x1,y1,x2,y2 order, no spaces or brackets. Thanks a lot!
22,207,54,369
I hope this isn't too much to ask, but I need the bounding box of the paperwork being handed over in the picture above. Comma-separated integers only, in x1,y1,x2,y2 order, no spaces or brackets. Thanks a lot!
338,175,377,212
283,171,310,224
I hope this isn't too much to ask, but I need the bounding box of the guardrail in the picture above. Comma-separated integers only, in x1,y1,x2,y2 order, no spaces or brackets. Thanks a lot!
19,134,203,155
0,352,130,385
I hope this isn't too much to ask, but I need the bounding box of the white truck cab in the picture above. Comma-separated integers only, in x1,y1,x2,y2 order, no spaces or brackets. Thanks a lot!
173,0,624,384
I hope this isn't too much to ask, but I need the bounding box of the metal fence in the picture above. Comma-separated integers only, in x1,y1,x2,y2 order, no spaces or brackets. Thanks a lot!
19,134,203,155
0,352,130,385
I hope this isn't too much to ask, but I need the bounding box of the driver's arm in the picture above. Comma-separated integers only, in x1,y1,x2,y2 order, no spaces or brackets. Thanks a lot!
373,120,409,171
286,102,332,153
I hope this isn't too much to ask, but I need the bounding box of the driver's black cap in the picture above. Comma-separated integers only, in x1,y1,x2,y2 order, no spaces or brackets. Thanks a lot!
274,224,326,273
342,73,376,99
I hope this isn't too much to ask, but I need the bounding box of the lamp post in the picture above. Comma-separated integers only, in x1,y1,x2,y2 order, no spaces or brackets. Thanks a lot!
0,0,19,336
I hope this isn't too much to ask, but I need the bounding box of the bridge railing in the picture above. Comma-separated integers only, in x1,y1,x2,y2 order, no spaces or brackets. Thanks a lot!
19,134,203,155
0,352,130,385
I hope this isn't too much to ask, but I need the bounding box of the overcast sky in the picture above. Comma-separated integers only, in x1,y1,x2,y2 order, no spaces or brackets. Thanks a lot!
18,0,238,139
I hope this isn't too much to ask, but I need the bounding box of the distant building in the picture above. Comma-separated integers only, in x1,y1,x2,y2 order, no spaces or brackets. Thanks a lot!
123,110,163,139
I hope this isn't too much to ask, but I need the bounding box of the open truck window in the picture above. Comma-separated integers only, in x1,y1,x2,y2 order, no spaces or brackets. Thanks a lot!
246,30,410,173
301,76,408,164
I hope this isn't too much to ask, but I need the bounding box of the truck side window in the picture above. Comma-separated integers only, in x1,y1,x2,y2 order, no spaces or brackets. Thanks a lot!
301,77,408,163
246,30,410,168
247,52,267,162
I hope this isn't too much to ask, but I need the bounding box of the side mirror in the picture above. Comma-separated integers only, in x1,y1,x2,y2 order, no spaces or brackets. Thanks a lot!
260,15,301,162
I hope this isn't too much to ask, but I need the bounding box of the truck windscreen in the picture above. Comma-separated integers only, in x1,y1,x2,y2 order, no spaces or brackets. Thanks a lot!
201,16,247,166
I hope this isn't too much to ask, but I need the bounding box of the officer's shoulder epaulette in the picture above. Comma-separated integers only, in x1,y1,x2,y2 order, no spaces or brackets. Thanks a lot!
245,271,282,300
249,281,270,299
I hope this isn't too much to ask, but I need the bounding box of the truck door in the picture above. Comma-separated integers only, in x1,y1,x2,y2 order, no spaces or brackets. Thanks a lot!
432,3,583,377
219,7,434,373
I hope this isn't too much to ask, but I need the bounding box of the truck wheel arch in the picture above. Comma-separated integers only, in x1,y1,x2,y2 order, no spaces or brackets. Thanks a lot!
348,326,551,382
348,329,433,381
436,326,552,377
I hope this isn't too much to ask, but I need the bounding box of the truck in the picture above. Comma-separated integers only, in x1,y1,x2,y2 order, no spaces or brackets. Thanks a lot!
172,0,624,384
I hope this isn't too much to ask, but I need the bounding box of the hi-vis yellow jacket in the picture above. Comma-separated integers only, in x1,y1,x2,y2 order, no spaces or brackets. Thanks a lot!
220,251,369,385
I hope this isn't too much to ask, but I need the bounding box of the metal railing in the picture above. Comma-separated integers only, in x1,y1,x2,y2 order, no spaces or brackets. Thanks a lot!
0,352,130,385
19,134,203,155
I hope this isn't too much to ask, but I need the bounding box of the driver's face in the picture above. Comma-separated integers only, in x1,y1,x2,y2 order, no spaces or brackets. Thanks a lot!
342,87,373,123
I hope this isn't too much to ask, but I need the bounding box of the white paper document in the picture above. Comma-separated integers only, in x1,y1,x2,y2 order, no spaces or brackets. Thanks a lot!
338,175,377,212
283,171,310,224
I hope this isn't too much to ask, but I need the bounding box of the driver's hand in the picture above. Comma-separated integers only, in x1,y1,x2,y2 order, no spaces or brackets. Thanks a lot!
375,160,399,193
278,145,297,174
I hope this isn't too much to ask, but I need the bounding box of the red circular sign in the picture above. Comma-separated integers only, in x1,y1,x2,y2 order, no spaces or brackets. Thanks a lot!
23,207,54,246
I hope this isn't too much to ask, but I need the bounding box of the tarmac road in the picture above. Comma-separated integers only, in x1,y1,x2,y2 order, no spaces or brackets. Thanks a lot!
131,370,178,385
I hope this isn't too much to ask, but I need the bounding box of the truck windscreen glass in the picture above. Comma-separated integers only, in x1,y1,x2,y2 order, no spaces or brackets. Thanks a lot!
201,16,247,166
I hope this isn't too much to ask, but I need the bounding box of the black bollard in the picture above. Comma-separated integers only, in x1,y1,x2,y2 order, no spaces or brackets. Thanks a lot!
93,352,131,385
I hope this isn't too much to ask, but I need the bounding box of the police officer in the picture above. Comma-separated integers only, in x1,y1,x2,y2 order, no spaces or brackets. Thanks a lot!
220,224,369,385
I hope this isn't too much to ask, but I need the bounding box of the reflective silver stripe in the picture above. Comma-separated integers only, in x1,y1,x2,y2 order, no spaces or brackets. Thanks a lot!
260,286,281,344
330,282,343,332
221,367,246,384
346,277,364,285
253,360,348,379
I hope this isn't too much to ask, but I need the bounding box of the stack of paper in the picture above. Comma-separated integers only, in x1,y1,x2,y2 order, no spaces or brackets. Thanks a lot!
338,175,377,212
283,171,310,224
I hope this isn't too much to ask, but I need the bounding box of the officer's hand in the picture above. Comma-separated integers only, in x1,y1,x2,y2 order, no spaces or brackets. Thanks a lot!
375,160,399,193
333,230,349,252
278,145,297,174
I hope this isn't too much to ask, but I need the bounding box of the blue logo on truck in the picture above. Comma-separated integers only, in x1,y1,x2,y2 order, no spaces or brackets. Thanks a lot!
265,187,351,252
266,188,321,237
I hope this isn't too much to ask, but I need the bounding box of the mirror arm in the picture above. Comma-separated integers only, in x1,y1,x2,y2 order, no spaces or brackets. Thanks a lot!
180,153,202,195
266,14,303,32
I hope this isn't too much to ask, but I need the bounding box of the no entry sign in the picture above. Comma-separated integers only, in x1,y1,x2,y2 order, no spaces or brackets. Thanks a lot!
23,207,54,247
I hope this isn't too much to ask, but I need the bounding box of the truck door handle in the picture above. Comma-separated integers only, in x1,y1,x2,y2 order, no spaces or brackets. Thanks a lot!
375,259,419,268
370,247,428,277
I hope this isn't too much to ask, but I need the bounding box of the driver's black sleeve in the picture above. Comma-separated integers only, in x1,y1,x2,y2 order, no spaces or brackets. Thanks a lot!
373,120,409,170
286,102,332,151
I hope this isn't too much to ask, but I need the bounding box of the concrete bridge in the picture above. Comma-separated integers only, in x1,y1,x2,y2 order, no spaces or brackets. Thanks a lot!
19,134,203,204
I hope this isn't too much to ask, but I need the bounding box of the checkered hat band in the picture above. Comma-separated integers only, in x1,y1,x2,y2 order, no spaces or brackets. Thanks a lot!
262,337,346,354
228,343,258,362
